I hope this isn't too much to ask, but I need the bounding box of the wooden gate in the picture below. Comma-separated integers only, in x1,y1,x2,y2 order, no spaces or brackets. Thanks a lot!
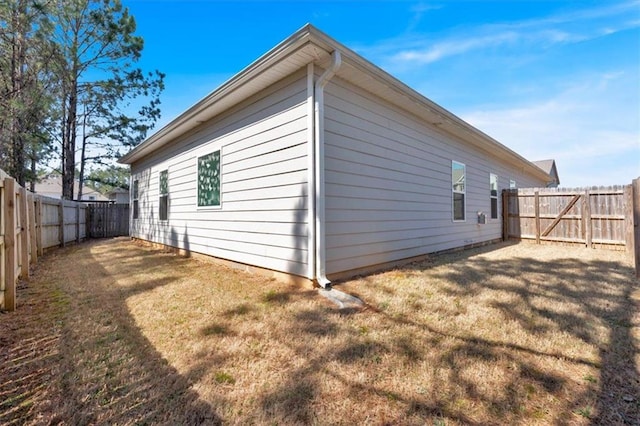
503,185,635,250
87,203,129,238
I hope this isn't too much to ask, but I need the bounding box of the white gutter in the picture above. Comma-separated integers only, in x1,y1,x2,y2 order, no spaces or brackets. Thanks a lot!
312,50,342,288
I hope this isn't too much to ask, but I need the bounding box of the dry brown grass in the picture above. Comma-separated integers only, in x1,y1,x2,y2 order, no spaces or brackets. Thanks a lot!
1,238,638,425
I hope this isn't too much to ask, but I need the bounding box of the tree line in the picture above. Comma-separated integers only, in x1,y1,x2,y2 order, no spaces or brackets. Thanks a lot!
0,0,163,199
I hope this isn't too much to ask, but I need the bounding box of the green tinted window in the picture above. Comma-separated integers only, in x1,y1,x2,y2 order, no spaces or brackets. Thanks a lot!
159,170,168,195
133,180,139,199
198,151,221,207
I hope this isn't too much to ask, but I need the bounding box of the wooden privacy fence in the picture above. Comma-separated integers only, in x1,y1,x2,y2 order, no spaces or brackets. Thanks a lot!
503,179,640,275
87,203,129,238
1,169,88,311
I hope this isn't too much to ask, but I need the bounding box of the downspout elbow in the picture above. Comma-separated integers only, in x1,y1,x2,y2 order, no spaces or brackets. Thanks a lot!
315,51,342,91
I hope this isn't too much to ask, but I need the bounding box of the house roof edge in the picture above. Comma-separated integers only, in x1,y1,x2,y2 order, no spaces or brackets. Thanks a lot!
119,23,317,165
119,24,553,184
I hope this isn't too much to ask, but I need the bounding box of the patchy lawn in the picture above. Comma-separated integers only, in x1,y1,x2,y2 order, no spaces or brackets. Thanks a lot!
1,238,638,425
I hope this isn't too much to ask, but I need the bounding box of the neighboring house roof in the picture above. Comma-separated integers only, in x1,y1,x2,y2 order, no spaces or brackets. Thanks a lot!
533,159,560,186
118,24,552,183
34,174,109,201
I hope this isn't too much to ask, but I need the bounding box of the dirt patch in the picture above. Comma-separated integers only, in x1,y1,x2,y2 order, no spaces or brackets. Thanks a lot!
1,238,638,425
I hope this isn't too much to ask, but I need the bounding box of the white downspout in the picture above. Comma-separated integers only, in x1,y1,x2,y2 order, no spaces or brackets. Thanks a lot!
306,63,316,281
313,50,342,288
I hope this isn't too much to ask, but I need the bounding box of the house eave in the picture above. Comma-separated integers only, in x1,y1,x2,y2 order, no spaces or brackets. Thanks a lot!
119,24,552,184
119,24,328,165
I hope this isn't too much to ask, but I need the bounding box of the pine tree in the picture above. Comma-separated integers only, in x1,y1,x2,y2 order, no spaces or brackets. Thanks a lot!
50,0,163,199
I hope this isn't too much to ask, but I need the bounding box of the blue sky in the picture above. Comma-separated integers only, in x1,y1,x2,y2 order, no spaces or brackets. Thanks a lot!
126,0,640,187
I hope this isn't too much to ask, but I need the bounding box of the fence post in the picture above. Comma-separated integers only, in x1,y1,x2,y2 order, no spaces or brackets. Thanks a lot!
59,199,65,247
624,185,634,255
584,189,592,248
35,197,43,256
76,203,80,243
28,194,37,265
86,204,92,239
502,190,509,241
632,178,640,278
4,177,16,311
19,187,29,279
534,190,540,244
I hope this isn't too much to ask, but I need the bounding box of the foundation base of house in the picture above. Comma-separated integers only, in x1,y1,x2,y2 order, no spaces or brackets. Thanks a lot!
131,237,504,286
327,238,505,283
130,238,313,287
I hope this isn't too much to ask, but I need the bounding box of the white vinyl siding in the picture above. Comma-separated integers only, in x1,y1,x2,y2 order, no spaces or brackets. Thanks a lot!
323,77,545,275
130,71,309,276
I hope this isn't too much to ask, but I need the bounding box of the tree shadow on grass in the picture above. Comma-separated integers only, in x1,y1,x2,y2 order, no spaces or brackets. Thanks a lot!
0,239,222,425
313,242,637,424
413,244,639,424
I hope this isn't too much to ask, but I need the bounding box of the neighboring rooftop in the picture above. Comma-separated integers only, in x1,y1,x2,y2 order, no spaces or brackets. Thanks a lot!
34,174,109,201
533,159,560,187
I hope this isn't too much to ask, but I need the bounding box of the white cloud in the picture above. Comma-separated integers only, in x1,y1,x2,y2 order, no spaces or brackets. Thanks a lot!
352,1,640,187
361,1,640,67
406,2,443,32
460,72,640,187
394,31,519,64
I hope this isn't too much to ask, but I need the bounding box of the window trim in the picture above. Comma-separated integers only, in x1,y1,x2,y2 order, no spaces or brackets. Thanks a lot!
452,160,466,222
132,179,139,220
490,173,498,220
159,169,169,221
196,149,222,210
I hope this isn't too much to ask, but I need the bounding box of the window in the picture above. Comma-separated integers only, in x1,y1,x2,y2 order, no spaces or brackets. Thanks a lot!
132,179,139,219
490,173,498,219
452,161,466,221
197,150,221,207
510,179,516,189
159,170,168,221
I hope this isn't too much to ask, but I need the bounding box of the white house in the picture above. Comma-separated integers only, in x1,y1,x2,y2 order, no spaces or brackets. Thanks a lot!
119,25,555,286
106,187,130,204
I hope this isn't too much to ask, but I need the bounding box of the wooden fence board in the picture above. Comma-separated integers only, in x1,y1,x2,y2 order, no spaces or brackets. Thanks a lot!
19,187,29,278
633,178,640,277
87,203,129,238
3,177,16,311
0,179,4,309
28,194,37,264
0,168,107,311
504,184,637,260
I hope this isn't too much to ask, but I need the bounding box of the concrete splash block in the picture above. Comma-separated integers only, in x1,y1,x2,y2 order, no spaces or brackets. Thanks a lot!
318,288,365,309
